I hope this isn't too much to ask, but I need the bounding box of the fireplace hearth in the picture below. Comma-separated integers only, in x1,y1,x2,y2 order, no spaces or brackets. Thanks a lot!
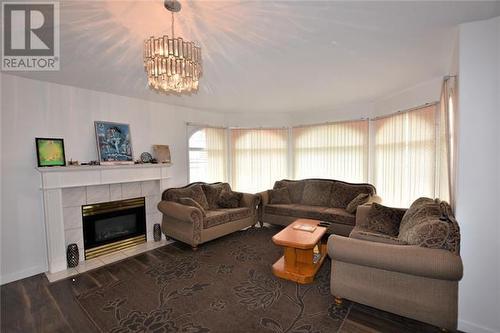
82,197,146,259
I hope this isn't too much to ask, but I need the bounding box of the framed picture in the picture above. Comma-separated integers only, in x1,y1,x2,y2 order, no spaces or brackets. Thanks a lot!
152,144,171,163
35,138,66,167
94,121,134,165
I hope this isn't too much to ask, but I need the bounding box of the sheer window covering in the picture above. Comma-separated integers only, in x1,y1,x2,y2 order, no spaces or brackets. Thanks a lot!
293,120,369,182
188,127,228,183
231,128,288,193
373,105,437,207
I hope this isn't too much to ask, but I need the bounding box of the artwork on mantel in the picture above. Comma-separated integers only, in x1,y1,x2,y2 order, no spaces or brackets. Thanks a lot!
94,121,134,165
35,137,66,167
152,144,171,164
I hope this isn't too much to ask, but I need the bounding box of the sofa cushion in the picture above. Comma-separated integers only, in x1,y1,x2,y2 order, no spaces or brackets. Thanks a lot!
330,181,375,208
346,193,370,214
225,207,252,221
268,187,292,204
274,180,305,203
321,208,356,226
301,180,332,206
365,203,406,237
178,197,206,217
217,190,243,208
202,183,231,209
350,228,408,245
204,210,231,229
263,204,355,226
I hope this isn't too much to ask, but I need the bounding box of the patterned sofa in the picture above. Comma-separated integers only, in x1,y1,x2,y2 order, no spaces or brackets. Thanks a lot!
158,182,260,249
258,179,381,236
328,198,463,330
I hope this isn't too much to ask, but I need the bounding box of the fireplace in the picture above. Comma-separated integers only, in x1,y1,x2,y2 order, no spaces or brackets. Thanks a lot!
82,197,146,259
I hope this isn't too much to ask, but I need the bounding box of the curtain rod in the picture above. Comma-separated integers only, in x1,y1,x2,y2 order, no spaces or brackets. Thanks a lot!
186,122,227,129
188,101,439,129
293,117,369,129
370,101,439,121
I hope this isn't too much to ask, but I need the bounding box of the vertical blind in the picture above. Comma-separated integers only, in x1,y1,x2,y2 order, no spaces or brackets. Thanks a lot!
188,127,228,183
188,100,451,208
231,128,288,193
293,120,368,182
373,105,437,207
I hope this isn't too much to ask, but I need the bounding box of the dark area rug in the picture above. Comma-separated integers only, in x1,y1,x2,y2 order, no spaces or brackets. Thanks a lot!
76,226,349,333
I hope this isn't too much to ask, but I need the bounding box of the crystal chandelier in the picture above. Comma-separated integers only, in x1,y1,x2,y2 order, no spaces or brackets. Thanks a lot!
144,0,202,94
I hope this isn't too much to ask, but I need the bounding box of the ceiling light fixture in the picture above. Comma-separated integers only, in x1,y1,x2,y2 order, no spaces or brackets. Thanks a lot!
144,0,202,94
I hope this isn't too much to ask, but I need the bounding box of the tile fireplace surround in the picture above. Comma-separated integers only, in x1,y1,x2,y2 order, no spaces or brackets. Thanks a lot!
37,164,171,280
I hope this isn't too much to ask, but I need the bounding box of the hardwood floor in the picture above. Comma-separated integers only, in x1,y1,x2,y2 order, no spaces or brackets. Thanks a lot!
1,246,448,333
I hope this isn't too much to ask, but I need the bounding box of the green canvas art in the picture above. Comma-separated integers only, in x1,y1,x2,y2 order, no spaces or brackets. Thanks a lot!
36,138,66,167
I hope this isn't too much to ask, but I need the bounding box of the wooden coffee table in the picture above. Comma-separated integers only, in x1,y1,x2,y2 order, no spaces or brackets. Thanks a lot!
271,219,327,284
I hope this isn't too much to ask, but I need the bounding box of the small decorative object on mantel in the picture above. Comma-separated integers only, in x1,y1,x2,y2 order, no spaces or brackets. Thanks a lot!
153,223,162,241
81,160,100,166
140,152,153,163
94,121,134,165
35,138,66,167
152,145,171,164
68,159,80,166
67,243,79,268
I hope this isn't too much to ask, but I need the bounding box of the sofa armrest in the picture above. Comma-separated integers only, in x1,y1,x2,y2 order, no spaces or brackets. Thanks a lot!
368,194,382,204
355,205,372,227
157,201,204,223
238,192,260,210
257,190,269,205
328,235,463,281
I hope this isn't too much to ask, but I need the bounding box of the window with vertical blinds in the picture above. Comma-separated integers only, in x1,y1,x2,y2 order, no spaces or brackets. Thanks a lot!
188,127,228,183
292,120,369,182
373,105,437,207
231,128,288,193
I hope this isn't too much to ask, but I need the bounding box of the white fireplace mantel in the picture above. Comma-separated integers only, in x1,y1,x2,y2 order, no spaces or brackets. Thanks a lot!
37,164,171,274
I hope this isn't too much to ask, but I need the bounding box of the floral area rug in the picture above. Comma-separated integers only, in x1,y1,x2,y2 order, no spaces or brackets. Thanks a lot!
76,226,349,333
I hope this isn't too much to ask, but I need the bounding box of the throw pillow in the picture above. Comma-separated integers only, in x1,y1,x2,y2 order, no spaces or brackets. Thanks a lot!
268,188,292,204
178,197,206,217
365,203,406,237
398,199,460,254
202,184,227,209
330,182,374,208
190,185,210,210
301,180,332,206
399,197,441,236
217,190,243,208
345,193,370,214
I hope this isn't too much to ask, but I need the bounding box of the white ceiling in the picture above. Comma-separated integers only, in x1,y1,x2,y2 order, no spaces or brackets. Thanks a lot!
9,0,500,113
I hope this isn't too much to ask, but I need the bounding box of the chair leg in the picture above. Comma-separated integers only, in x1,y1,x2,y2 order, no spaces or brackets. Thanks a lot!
259,221,264,228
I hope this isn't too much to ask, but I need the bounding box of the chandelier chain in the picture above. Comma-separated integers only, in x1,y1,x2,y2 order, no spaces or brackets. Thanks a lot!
171,11,174,38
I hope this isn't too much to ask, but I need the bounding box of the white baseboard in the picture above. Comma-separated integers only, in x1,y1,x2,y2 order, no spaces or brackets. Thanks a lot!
0,264,47,285
459,319,500,333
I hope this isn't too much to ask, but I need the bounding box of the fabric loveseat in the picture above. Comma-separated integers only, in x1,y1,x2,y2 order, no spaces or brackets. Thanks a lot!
258,179,381,236
158,182,260,249
328,198,463,330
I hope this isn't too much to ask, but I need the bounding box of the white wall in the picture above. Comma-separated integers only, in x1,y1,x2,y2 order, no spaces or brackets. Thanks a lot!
0,74,223,284
456,16,500,333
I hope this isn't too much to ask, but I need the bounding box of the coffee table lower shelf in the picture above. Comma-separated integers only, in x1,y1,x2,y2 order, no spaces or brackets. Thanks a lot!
272,244,327,284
